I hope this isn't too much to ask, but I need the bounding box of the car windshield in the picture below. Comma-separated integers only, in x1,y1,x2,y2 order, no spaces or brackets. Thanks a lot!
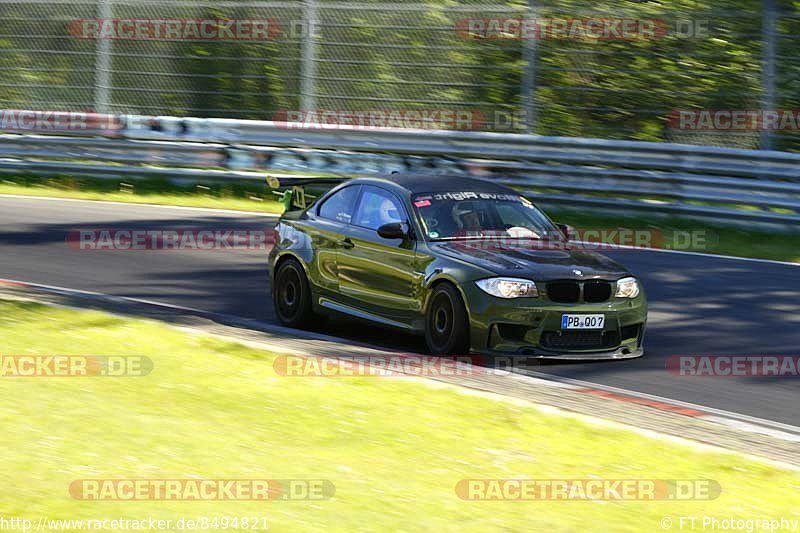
411,191,560,241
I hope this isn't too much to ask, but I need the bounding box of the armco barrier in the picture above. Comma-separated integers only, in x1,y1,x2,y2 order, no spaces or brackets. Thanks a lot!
1,113,799,226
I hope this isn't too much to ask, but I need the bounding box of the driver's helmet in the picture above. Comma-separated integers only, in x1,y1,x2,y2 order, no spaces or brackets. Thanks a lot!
378,197,401,225
452,202,481,231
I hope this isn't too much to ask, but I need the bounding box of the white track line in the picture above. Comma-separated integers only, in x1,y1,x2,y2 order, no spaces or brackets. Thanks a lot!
1,194,798,266
575,240,800,268
3,276,800,444
0,194,280,217
514,368,800,439
0,277,384,351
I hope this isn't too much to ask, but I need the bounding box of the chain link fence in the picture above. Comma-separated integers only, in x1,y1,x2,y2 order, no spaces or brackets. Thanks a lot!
0,0,798,150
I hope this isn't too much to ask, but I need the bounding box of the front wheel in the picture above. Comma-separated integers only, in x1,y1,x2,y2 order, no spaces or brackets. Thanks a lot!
425,283,470,355
273,258,314,328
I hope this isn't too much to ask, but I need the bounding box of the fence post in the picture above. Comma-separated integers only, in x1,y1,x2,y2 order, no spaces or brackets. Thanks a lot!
760,0,777,151
520,0,537,134
94,0,112,113
300,0,319,112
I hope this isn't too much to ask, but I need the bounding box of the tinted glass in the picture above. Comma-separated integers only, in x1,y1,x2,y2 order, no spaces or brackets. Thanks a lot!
318,186,360,224
354,186,405,230
411,191,558,240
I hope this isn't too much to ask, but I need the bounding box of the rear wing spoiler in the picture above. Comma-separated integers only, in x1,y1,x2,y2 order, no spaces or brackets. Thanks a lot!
266,175,348,211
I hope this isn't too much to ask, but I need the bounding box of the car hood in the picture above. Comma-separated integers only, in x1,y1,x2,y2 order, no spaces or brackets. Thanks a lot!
431,240,630,281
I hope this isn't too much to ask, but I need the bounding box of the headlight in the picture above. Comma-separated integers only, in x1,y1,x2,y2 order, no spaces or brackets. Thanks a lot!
615,276,640,298
475,278,538,299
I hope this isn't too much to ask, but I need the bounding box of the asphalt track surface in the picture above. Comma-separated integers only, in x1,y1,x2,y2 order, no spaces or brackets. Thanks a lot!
2,196,799,425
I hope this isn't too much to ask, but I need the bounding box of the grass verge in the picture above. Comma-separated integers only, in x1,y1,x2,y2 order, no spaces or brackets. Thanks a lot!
543,209,800,263
0,175,283,213
1,298,799,532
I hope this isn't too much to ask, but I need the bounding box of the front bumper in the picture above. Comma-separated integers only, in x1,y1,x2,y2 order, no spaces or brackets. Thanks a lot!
462,283,647,360
484,345,644,361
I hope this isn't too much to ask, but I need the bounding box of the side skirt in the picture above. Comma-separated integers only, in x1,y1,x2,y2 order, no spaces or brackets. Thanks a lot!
318,297,416,331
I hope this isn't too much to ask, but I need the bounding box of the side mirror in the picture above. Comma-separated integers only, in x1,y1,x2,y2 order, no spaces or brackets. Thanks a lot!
377,222,407,240
556,223,575,240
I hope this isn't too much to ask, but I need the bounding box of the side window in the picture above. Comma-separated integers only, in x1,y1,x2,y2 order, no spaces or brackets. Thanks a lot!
353,186,406,230
318,186,360,224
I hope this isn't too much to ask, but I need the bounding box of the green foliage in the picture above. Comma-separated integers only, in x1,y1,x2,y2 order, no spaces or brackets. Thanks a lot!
0,1,798,149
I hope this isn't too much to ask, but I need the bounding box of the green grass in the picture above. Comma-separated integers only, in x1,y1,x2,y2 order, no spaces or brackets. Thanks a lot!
548,209,800,263
0,175,284,213
1,175,799,263
1,299,799,532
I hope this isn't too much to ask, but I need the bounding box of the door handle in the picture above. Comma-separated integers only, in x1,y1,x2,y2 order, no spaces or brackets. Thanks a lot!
339,237,355,249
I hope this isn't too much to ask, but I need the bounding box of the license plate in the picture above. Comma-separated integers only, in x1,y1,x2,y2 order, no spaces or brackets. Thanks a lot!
561,314,605,329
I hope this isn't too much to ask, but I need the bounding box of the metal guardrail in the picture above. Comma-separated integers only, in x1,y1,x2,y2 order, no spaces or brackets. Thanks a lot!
2,113,800,226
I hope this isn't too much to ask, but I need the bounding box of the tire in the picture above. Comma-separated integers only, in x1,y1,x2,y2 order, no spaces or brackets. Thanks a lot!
273,258,314,328
425,283,470,355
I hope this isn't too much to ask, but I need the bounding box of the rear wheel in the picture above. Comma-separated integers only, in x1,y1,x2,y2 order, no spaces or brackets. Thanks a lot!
425,283,470,355
273,258,313,328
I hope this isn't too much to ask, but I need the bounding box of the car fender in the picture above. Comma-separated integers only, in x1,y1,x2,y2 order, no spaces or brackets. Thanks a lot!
270,250,311,286
269,222,314,285
421,264,484,316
